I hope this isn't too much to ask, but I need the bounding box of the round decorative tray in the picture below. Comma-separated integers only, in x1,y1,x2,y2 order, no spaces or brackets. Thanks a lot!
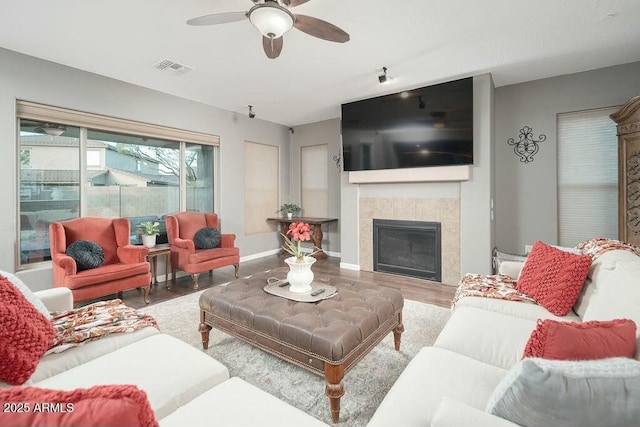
263,278,337,302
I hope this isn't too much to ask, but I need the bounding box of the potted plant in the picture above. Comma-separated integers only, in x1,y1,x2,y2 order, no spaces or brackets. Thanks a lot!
138,221,160,248
278,203,301,219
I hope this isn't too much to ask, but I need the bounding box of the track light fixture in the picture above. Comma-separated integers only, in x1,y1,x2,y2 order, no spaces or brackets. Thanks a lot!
248,105,256,119
378,66,393,84
418,96,426,109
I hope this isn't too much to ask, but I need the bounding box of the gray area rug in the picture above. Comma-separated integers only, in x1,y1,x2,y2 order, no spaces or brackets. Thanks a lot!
140,290,451,426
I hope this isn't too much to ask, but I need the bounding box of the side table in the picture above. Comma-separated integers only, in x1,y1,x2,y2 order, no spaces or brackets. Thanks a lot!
266,217,338,259
147,244,171,288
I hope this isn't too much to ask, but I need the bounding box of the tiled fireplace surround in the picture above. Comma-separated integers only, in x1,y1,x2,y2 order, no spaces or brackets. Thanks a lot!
359,197,461,285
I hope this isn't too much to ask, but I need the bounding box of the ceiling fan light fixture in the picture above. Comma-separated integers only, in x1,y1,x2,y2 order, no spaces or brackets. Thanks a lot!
249,2,294,39
41,124,66,136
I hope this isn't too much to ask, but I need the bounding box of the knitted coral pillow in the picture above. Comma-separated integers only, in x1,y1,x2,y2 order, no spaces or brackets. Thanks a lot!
0,275,56,385
523,319,637,360
516,241,592,316
0,385,158,427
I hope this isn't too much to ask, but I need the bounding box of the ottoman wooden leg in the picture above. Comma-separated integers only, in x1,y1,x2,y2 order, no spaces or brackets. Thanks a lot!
325,363,345,423
393,311,404,351
198,311,212,350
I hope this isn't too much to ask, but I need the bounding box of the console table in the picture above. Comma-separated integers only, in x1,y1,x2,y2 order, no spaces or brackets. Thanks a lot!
267,217,338,259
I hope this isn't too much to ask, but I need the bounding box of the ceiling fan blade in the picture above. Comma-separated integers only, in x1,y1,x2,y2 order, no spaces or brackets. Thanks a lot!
282,0,311,7
263,36,284,59
293,14,350,43
187,11,247,26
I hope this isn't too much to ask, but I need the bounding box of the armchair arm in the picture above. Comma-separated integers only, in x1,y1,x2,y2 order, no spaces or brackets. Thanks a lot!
220,233,236,248
34,288,73,312
431,398,520,427
52,253,77,276
117,244,149,264
173,237,195,252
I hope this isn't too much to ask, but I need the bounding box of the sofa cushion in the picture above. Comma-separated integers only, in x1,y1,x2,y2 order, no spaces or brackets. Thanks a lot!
434,306,537,370
368,347,507,427
516,241,592,316
160,377,329,427
432,397,521,427
63,262,150,289
454,296,581,322
573,249,639,318
193,227,221,249
523,318,637,360
24,326,159,385
35,334,229,420
486,357,640,427
66,240,105,271
0,275,56,385
0,385,157,427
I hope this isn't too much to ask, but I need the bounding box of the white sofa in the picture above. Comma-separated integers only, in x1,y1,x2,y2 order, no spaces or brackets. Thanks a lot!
3,287,328,427
368,249,640,427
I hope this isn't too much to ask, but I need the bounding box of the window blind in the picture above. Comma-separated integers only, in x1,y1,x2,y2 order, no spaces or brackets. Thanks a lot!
244,141,278,235
557,107,619,246
301,144,328,218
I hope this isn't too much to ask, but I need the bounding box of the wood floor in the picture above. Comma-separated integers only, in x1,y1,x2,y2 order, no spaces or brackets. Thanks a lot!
118,255,457,310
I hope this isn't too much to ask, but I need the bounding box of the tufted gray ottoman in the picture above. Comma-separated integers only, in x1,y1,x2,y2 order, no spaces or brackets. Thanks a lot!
198,267,404,423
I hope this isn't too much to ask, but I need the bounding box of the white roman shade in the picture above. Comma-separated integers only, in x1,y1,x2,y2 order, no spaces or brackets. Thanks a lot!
557,107,619,246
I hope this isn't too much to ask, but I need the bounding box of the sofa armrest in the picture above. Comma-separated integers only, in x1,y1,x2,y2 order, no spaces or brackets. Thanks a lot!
34,287,73,312
173,237,195,252
52,253,77,275
431,397,520,427
117,244,149,263
220,233,236,248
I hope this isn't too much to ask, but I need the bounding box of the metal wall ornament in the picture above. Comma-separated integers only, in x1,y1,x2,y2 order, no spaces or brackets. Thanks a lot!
507,126,547,164
333,152,341,171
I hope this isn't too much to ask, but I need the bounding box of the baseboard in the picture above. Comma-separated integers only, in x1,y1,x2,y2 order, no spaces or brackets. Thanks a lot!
240,249,281,263
340,262,360,271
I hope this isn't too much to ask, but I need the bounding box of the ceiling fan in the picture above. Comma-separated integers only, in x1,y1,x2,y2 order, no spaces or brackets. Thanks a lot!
187,0,350,59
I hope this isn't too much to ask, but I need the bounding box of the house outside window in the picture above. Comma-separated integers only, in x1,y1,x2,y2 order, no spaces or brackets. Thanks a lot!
17,101,219,268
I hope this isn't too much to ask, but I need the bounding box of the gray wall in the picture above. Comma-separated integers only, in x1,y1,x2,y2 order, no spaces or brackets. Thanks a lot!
289,119,342,255
0,47,290,290
495,61,640,254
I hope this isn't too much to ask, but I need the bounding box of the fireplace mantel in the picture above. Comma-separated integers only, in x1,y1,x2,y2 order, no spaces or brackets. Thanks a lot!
348,165,470,184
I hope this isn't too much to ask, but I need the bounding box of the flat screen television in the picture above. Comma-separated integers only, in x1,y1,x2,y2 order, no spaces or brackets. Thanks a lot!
341,77,473,171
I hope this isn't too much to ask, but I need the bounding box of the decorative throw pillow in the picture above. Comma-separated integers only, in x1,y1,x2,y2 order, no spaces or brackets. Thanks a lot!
0,275,56,385
0,385,158,427
66,240,105,271
516,241,592,316
0,270,51,319
486,357,640,427
523,318,637,360
193,227,221,249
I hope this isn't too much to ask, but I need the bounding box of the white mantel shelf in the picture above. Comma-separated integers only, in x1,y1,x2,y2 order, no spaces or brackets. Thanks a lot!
348,165,471,184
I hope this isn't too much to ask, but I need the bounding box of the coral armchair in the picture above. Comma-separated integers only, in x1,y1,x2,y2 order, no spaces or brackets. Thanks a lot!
165,212,239,289
50,217,152,304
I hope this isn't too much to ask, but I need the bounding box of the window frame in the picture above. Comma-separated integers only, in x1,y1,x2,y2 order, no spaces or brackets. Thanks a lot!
16,101,220,270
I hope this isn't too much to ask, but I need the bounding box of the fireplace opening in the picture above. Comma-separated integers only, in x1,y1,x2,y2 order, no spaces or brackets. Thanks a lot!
373,219,441,282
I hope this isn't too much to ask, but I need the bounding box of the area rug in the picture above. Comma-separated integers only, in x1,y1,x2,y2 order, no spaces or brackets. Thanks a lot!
140,291,451,426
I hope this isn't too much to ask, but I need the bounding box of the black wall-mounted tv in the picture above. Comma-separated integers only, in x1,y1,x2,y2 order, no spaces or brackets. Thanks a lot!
341,77,473,172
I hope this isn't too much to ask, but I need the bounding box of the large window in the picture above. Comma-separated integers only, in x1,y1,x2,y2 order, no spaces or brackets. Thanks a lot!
557,107,619,246
17,101,219,267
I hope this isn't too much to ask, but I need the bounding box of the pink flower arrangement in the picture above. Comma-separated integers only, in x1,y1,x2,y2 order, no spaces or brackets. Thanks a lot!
281,221,316,262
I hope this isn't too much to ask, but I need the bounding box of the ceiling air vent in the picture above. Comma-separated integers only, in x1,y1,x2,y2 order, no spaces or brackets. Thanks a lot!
152,58,192,75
